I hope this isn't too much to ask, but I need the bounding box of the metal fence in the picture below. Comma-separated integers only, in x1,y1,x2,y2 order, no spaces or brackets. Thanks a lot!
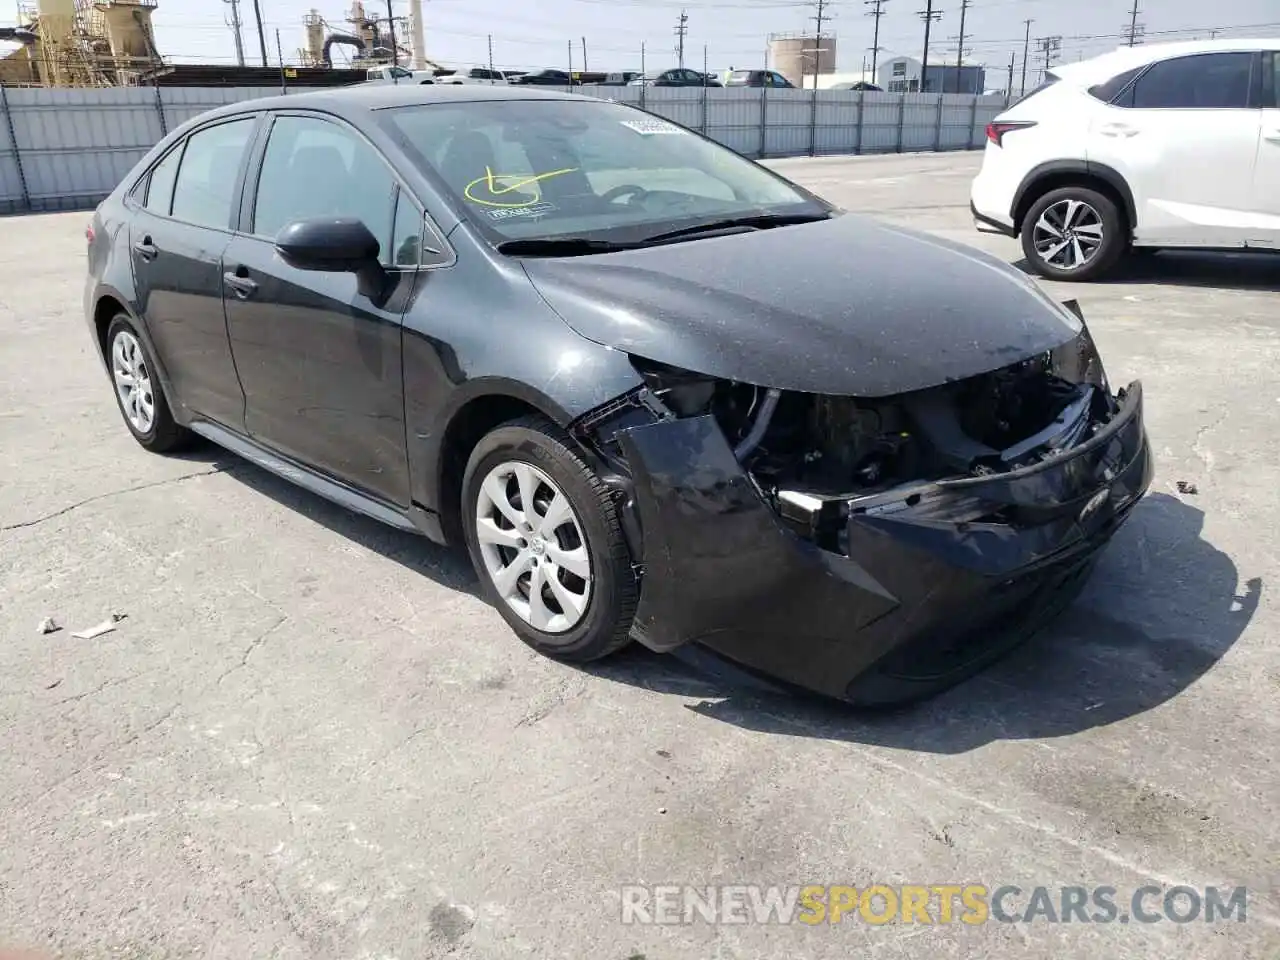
0,84,1007,214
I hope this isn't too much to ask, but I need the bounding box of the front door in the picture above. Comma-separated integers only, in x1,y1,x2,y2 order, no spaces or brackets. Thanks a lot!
223,112,412,506
128,115,258,429
1089,51,1261,247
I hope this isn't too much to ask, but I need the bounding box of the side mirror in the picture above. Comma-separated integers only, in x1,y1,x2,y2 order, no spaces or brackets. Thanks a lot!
275,217,390,302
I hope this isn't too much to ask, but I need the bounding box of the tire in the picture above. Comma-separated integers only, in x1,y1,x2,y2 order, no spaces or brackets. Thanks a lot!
1020,186,1126,282
105,314,192,453
462,415,637,663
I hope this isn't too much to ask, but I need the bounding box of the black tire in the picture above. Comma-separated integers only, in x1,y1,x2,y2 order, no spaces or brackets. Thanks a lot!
1020,186,1126,282
461,415,637,663
104,314,192,453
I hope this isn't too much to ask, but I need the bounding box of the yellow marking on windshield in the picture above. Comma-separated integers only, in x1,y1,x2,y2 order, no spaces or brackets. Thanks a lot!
463,166,579,208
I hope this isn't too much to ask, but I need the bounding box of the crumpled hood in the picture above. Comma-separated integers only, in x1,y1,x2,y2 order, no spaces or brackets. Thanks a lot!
520,213,1083,397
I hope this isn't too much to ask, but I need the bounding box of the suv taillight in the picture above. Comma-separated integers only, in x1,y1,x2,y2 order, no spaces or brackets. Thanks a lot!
986,121,1037,146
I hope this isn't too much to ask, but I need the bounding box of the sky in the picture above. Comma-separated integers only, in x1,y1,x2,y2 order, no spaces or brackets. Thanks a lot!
7,0,1280,77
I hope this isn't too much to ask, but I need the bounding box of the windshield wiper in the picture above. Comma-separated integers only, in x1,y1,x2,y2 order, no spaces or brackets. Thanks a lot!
496,237,639,257
638,212,831,245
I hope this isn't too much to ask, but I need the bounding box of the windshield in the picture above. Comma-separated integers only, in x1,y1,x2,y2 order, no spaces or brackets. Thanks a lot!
379,98,826,245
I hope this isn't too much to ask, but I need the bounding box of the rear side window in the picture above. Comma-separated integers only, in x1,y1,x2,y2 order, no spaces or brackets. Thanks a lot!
1125,52,1255,109
170,117,256,229
1088,66,1145,104
144,144,183,216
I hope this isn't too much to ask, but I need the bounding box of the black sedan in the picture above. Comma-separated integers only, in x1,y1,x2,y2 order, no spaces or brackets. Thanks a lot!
84,85,1152,705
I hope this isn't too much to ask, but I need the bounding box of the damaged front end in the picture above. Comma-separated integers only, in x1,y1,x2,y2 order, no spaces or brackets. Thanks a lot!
571,302,1153,705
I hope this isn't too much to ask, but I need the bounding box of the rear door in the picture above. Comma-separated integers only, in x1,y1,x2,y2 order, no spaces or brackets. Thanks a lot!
1088,51,1262,247
222,112,419,506
128,114,258,429
1251,50,1280,246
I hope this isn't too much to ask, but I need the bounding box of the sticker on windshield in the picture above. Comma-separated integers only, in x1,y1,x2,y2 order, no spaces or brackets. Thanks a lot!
486,202,557,221
619,119,687,136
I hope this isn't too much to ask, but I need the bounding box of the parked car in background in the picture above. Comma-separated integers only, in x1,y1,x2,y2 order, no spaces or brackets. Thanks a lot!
971,38,1280,281
84,84,1151,707
437,67,517,84
601,71,642,85
628,68,722,87
365,65,434,84
724,69,795,88
831,80,883,91
512,68,576,85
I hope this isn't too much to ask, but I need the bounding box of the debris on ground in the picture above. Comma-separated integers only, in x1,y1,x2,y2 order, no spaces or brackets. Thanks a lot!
37,617,61,635
1176,480,1199,495
45,679,62,690
71,613,128,640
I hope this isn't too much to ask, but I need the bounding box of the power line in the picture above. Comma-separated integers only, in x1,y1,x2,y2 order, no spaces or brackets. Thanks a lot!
674,8,689,68
917,0,942,93
1019,17,1032,96
250,0,267,67
1124,1,1145,46
865,0,887,80
953,0,969,93
224,0,246,68
1035,34,1061,83
808,0,830,90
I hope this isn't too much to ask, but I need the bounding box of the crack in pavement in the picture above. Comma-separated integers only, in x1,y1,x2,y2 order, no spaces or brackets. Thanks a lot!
1,466,235,532
53,672,142,708
1191,403,1230,476
217,616,290,687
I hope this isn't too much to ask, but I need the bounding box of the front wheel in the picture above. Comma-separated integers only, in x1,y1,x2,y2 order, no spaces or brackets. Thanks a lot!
1020,187,1126,282
462,415,638,663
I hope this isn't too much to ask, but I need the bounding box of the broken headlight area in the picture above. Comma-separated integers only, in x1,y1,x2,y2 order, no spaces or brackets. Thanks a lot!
576,320,1125,556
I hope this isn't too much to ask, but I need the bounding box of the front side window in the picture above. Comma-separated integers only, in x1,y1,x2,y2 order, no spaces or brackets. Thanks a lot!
382,98,826,245
144,143,183,215
253,115,396,245
170,117,255,229
1126,53,1255,109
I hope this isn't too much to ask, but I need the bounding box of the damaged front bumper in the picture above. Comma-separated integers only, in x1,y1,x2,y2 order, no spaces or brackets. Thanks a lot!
607,373,1152,705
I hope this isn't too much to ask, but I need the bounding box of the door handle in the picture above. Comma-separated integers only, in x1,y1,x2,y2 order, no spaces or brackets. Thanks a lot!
1099,123,1140,138
132,238,158,260
223,270,258,299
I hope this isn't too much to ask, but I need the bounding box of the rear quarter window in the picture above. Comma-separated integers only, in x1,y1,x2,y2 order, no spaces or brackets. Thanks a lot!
1088,66,1146,104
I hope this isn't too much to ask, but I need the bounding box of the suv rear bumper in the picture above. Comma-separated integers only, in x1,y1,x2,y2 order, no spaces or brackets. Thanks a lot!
972,200,1016,237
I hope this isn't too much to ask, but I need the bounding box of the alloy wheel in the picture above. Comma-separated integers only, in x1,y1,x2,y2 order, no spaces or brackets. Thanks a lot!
474,460,593,634
1032,198,1104,272
111,329,155,434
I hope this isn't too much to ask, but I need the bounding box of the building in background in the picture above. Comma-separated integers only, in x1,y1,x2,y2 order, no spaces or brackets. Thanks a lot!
878,55,986,94
768,31,836,88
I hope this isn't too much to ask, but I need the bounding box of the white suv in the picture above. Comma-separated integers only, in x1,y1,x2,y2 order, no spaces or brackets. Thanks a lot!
971,40,1280,281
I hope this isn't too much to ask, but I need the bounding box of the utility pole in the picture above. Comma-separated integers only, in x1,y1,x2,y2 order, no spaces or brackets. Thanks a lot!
487,33,495,82
865,0,887,81
1019,18,1033,96
953,0,969,94
1006,50,1015,98
809,0,829,90
275,28,287,91
582,36,588,72
674,9,688,69
251,0,268,67
1035,35,1062,84
1124,2,1144,46
386,0,399,66
917,0,941,93
224,0,246,67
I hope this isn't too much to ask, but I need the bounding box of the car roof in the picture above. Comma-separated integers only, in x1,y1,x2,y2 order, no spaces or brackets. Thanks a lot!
199,82,593,123
1053,37,1280,84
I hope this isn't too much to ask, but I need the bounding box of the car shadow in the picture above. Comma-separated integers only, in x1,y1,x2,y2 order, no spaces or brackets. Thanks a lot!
181,445,480,597
1014,249,1280,291
585,492,1261,753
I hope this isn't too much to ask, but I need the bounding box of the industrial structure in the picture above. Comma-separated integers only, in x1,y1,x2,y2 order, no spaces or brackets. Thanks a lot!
768,31,836,88
299,3,434,71
1,0,160,87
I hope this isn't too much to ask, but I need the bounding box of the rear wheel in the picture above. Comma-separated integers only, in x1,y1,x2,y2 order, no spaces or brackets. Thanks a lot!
462,415,637,663
1020,186,1126,282
105,314,191,453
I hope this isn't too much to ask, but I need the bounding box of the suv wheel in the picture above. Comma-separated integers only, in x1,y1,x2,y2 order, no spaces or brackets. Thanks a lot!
462,415,637,663
1020,186,1125,282
105,314,192,453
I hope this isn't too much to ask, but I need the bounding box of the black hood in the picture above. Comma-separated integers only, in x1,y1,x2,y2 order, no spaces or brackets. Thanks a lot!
520,213,1083,397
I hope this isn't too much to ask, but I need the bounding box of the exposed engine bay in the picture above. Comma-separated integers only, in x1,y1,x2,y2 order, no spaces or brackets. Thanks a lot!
577,310,1119,555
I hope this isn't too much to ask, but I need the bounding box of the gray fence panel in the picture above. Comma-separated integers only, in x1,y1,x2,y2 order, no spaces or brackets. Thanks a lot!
0,83,1008,213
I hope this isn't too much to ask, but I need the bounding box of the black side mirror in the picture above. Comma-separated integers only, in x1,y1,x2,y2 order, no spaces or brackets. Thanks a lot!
275,217,389,300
